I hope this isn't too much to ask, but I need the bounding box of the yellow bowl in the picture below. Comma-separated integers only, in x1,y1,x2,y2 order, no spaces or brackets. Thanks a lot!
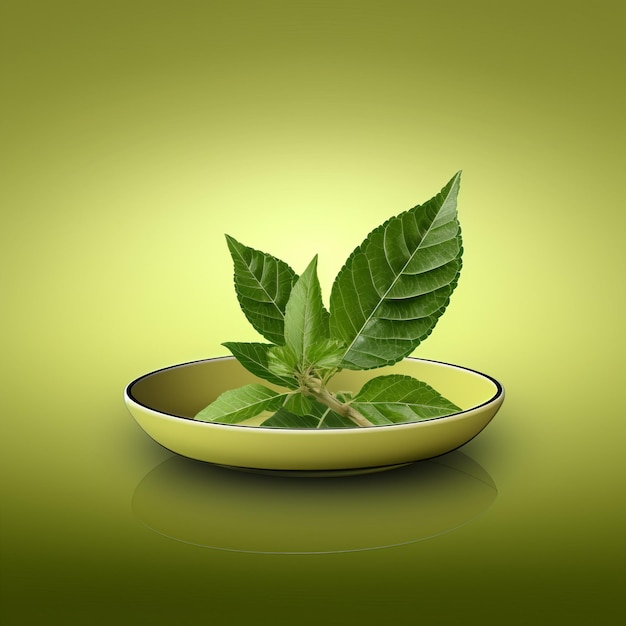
124,357,504,472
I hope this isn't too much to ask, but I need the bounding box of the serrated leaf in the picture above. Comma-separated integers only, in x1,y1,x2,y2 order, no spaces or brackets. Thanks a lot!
194,384,289,424
226,235,298,345
307,338,347,370
283,255,330,371
329,172,463,370
267,344,298,378
351,374,461,425
222,342,298,389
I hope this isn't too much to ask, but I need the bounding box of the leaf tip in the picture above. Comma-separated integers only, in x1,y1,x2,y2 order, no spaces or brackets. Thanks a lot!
302,254,319,274
450,170,462,186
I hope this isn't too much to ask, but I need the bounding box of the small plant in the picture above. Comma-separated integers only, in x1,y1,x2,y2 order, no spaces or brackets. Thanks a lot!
195,172,464,428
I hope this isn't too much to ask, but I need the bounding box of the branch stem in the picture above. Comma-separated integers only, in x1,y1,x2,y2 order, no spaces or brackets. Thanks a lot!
303,379,374,427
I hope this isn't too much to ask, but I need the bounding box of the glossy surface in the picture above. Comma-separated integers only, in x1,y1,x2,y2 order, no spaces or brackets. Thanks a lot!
125,357,503,470
133,452,497,553
2,2,625,625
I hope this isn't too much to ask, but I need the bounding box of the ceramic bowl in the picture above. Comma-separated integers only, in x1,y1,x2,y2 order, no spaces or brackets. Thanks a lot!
124,356,504,472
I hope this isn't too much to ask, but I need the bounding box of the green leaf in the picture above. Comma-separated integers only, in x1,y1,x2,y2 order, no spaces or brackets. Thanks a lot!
329,172,463,370
286,397,354,428
194,384,289,424
351,375,461,425
283,255,330,371
267,344,298,378
315,410,355,429
222,342,298,389
226,235,298,345
261,404,355,429
283,392,314,415
261,409,320,429
307,338,346,371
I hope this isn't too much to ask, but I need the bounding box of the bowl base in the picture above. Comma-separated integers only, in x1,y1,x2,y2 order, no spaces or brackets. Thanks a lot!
215,462,414,478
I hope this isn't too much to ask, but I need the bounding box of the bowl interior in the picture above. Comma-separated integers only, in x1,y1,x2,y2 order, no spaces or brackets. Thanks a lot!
127,357,501,422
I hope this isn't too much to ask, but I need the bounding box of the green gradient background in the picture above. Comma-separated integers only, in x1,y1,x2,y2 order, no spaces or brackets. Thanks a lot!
2,1,624,624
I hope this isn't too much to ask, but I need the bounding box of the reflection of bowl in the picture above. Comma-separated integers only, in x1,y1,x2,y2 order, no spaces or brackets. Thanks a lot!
132,452,497,553
124,357,504,472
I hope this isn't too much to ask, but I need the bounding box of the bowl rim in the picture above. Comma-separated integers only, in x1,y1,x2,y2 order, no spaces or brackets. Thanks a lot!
124,356,504,432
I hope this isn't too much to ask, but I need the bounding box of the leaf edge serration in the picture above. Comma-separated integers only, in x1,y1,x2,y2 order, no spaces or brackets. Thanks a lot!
225,234,299,345
329,171,463,370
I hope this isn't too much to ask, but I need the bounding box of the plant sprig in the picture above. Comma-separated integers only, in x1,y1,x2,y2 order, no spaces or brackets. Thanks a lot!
195,172,464,428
